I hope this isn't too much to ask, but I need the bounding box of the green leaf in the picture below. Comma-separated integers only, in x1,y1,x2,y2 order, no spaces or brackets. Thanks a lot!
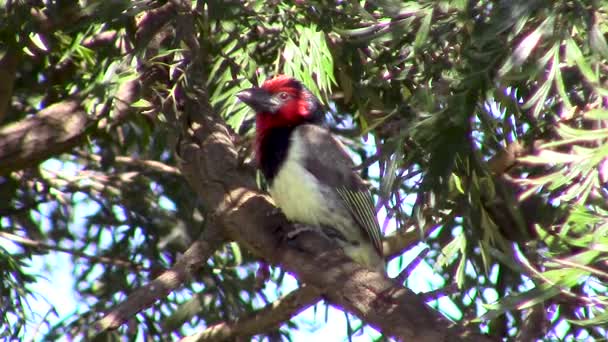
481,269,583,321
499,15,554,76
130,98,152,108
569,310,608,327
229,241,243,265
518,150,586,165
29,33,49,52
435,231,463,270
585,109,608,120
553,44,573,110
566,38,599,84
544,250,601,270
456,247,467,289
589,20,608,59
539,124,608,148
414,9,433,52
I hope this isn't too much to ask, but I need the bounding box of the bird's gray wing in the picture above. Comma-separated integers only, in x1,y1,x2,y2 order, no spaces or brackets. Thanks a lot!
294,124,383,255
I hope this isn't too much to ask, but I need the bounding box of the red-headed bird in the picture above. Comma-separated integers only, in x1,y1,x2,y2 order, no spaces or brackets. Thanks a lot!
237,75,385,271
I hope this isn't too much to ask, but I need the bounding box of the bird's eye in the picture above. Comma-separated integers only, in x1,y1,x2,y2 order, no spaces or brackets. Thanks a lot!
278,92,290,100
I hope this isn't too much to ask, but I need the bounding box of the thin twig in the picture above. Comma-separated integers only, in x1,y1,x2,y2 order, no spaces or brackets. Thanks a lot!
0,231,146,270
514,246,608,306
421,283,460,302
394,247,429,285
84,153,181,175
97,224,225,331
180,286,321,342
26,307,55,342
550,257,608,281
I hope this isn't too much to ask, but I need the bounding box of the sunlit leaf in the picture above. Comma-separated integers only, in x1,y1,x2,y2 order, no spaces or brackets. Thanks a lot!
566,38,599,84
414,9,433,52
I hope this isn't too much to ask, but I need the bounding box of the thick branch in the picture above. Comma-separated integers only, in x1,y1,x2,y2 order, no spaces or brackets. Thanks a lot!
181,286,320,342
134,2,177,50
0,100,91,175
107,79,141,128
96,224,225,331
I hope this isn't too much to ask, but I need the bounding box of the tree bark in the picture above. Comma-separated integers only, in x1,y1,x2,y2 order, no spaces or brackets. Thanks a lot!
0,50,19,124
0,100,90,175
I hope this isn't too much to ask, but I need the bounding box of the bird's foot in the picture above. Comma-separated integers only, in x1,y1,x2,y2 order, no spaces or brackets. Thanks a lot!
267,206,283,217
285,224,319,240
277,223,328,254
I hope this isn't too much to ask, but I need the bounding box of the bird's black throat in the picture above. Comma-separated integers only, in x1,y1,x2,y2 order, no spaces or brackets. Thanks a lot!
258,126,295,183
257,98,324,183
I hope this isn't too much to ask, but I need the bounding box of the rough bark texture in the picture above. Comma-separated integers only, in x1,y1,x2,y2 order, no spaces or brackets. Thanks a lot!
0,100,90,175
0,50,19,124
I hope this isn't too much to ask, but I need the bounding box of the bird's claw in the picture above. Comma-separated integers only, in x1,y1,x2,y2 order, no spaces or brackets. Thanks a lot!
272,221,320,253
285,224,318,240
267,207,283,217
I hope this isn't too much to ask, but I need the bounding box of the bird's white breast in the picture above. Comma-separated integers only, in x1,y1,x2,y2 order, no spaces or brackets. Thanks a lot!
268,128,385,271
269,132,350,229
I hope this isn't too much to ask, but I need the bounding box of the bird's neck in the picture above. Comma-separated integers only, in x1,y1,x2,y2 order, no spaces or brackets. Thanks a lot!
254,108,324,182
255,124,297,182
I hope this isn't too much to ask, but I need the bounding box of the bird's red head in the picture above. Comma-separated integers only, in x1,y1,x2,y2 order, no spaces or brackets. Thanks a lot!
237,75,323,136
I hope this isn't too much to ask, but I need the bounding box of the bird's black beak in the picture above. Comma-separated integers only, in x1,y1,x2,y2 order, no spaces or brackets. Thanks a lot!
236,88,279,114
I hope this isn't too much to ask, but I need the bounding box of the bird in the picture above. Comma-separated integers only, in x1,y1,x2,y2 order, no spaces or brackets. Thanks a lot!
236,75,385,272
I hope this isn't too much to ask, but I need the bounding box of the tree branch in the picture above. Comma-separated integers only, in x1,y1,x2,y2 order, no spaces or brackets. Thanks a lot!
383,218,440,260
0,100,91,175
106,78,141,129
0,1,175,176
514,304,546,342
487,141,526,176
83,153,181,175
0,49,19,124
0,231,145,270
180,286,321,342
96,224,225,331
134,2,177,50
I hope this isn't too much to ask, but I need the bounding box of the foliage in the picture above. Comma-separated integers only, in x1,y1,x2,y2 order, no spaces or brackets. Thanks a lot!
1,0,607,340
